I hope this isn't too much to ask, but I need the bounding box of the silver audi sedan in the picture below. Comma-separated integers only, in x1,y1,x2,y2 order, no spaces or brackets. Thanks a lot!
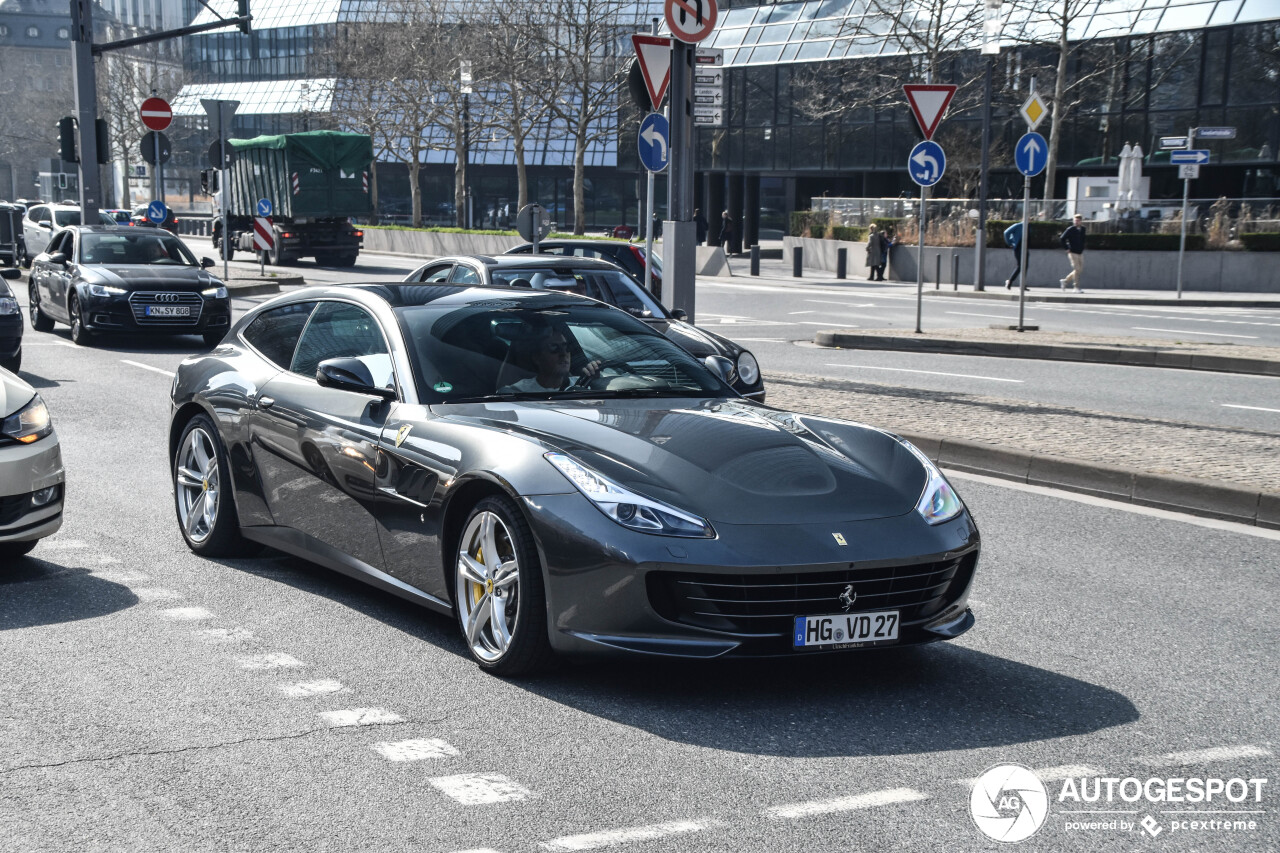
0,368,64,559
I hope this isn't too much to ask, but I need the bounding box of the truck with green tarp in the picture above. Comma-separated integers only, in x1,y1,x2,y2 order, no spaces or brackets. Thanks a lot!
215,131,372,266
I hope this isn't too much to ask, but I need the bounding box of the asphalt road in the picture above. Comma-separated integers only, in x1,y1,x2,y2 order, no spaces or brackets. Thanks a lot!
2,317,1278,851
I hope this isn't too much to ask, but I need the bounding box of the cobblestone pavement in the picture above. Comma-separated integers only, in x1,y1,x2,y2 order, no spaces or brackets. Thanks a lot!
764,371,1280,495
831,327,1280,360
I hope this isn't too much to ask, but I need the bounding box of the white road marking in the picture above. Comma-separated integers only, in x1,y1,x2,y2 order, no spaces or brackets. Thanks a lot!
1136,745,1272,767
1223,403,1280,413
38,539,90,550
788,310,817,314
22,341,78,348
197,627,257,644
540,820,720,851
133,588,183,602
447,849,504,853
954,764,1104,787
805,299,875,307
797,321,853,326
765,787,928,819
318,708,404,728
236,652,305,669
947,311,1023,320
93,554,121,564
91,570,150,585
1130,327,1258,339
729,338,786,343
946,470,1280,542
429,773,531,805
277,679,345,698
373,738,460,762
159,606,215,621
121,359,177,377
824,363,1023,382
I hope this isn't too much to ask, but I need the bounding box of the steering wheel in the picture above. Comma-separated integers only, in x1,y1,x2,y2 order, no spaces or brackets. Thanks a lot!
573,359,635,390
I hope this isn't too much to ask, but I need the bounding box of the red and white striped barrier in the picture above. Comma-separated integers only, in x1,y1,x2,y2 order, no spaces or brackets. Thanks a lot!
253,217,274,251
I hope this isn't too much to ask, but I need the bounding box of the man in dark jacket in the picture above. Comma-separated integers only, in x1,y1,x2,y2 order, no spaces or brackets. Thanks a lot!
1004,222,1025,289
1059,214,1086,292
694,209,708,245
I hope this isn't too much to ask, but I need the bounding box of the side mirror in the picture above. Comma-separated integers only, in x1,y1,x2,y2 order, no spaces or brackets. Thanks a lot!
48,252,67,266
0,267,20,279
201,257,215,268
703,355,737,386
671,308,688,321
316,357,397,401
38,219,52,229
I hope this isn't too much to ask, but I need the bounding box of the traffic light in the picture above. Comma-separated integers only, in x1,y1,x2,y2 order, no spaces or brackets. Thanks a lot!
237,0,251,34
200,170,219,194
57,116,77,163
96,118,109,164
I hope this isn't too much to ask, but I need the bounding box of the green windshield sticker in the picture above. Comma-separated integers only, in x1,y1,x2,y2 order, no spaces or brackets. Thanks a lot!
433,381,453,393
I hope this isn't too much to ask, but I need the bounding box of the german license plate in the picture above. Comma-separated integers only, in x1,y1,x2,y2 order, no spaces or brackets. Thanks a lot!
793,611,899,649
145,305,189,317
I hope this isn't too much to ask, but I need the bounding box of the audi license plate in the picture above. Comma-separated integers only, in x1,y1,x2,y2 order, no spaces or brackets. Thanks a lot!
793,610,899,649
145,305,190,317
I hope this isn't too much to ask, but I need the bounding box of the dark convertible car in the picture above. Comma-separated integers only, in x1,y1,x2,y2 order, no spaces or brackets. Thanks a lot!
29,226,232,347
169,284,979,675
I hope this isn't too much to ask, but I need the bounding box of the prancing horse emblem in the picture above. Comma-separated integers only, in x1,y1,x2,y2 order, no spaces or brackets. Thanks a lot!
839,584,856,611
394,424,412,447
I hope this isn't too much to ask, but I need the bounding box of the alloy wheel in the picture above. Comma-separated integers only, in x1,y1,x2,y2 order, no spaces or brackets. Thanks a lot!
455,511,522,662
175,427,221,544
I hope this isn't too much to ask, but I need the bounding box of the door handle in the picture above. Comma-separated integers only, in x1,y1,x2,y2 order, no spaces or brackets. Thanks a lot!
256,395,275,409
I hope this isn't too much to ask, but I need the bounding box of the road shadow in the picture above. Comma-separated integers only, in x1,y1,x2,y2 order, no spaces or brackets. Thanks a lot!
14,369,69,389
217,550,1138,759
48,328,209,355
0,557,138,630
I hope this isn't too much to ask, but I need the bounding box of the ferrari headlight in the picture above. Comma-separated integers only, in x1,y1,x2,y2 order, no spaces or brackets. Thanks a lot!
901,440,964,525
88,283,126,297
736,350,760,385
202,285,228,299
545,451,714,538
1,394,53,444
0,296,18,315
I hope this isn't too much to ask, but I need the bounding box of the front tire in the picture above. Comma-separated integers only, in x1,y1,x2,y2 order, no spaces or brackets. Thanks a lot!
29,282,54,332
454,495,554,676
203,332,224,349
173,414,251,556
1,352,20,373
68,294,93,346
0,540,38,560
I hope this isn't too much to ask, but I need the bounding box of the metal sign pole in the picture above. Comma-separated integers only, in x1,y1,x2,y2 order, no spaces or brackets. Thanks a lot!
532,207,541,255
644,17,659,297
1017,175,1030,331
915,185,926,333
155,133,164,204
667,39,696,323
220,126,229,281
1176,125,1193,300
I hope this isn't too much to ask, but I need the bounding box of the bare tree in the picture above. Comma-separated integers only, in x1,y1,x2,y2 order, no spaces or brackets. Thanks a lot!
330,21,399,218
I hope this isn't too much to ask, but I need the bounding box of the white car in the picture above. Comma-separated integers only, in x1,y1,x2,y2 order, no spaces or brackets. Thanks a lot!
20,203,114,267
0,368,64,559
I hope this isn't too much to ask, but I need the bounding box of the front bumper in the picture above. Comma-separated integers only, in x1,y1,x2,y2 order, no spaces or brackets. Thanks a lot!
523,492,979,660
80,291,232,336
0,311,20,361
0,429,64,543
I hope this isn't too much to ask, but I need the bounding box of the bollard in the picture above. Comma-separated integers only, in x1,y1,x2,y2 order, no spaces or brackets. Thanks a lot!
836,247,847,279
935,254,941,290
793,245,803,278
952,253,960,290
750,244,760,276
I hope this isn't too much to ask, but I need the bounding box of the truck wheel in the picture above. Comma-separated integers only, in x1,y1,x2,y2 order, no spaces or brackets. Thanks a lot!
334,253,358,268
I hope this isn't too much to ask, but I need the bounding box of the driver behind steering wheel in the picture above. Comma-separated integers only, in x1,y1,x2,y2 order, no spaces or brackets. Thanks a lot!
500,325,604,393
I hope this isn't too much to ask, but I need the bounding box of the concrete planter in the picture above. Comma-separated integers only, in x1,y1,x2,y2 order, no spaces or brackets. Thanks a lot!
361,228,524,258
782,236,875,277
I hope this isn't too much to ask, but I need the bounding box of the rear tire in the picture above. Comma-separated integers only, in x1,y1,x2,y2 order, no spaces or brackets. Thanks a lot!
173,414,253,556
29,282,54,332
334,253,357,268
1,352,20,373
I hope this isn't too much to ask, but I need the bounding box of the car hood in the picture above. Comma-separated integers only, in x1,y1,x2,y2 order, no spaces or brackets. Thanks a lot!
0,369,35,418
440,398,927,524
79,266,215,290
646,319,739,359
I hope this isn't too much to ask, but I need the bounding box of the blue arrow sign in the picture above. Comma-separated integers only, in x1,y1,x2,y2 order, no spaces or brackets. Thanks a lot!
146,200,168,224
256,198,273,217
908,140,945,187
637,113,670,173
1170,149,1210,165
1014,132,1047,177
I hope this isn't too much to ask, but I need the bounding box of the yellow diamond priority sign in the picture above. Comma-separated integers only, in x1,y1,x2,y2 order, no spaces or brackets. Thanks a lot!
1020,93,1048,131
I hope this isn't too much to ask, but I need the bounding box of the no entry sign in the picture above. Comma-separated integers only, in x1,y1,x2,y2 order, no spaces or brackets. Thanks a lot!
665,0,717,44
140,97,172,132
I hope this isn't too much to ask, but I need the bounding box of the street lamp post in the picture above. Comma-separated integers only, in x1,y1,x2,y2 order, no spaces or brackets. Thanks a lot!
460,60,472,229
975,0,1002,292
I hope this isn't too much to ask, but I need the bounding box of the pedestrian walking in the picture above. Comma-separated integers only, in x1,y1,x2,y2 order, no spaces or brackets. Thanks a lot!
719,210,735,253
865,227,883,279
874,230,891,280
1059,213,1086,293
1004,221,1027,289
694,208,708,245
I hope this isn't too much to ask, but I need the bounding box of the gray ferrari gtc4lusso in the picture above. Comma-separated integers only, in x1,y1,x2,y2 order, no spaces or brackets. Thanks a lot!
168,283,979,675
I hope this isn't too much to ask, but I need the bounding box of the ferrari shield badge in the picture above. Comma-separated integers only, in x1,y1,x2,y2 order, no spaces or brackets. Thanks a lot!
394,424,412,447
832,532,847,545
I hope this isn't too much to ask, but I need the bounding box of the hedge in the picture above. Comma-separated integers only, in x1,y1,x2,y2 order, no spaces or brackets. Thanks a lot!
871,217,902,235
1239,232,1280,252
1084,233,1207,251
830,225,869,241
984,220,1066,249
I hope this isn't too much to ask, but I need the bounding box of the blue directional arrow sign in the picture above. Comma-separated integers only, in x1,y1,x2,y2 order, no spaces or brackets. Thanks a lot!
1170,149,1210,165
1015,132,1048,177
256,198,273,217
637,112,670,173
907,140,945,187
146,200,168,224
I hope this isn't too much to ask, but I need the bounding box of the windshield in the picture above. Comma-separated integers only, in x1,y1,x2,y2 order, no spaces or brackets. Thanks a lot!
396,301,729,404
490,267,668,319
80,232,198,266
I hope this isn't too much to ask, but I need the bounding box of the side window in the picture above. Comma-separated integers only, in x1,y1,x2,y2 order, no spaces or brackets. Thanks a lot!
62,232,75,260
28,206,46,224
417,264,452,282
44,232,65,256
243,302,317,369
290,302,395,390
449,264,481,284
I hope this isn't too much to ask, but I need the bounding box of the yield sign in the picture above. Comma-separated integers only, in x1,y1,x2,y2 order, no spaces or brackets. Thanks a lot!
632,34,672,108
902,84,956,141
139,96,172,132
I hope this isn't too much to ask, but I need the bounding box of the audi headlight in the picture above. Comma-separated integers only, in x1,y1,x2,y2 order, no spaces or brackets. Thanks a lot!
901,440,964,525
0,296,18,315
545,452,714,538
736,350,760,386
2,394,53,444
88,283,126,298
202,285,228,299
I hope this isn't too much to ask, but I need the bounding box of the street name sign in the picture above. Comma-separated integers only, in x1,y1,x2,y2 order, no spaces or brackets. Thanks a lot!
665,0,718,44
1179,164,1200,180
638,113,670,172
256,198,273,217
902,84,956,141
139,97,172,132
695,47,723,65
693,106,724,126
908,140,945,187
1020,92,1048,130
146,200,168,224
1196,126,1236,139
1170,149,1210,164
632,34,672,108
1014,131,1048,177
1160,136,1189,149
